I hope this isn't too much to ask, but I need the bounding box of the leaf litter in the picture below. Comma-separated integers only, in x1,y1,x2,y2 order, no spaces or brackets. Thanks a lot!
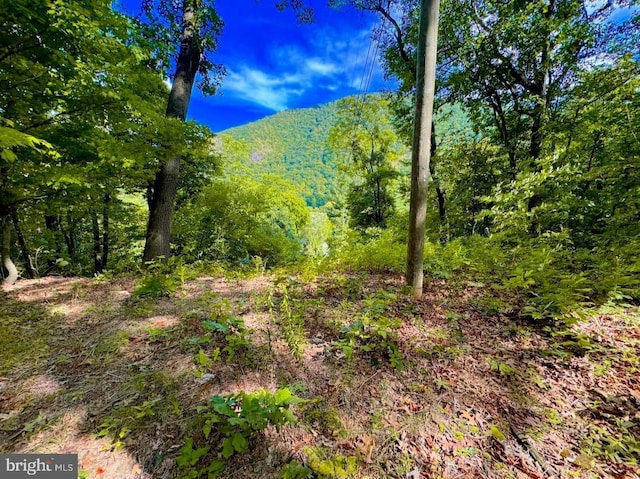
0,273,639,478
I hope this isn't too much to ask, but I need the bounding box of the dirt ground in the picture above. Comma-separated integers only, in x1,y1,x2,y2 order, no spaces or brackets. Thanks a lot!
1,273,639,478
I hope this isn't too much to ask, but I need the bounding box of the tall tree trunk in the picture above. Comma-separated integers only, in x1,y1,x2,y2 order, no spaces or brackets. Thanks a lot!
428,122,448,241
102,193,110,270
60,213,76,261
406,0,440,298
434,181,447,241
44,214,63,273
44,214,63,256
10,208,35,278
92,210,103,275
143,3,200,264
2,217,18,286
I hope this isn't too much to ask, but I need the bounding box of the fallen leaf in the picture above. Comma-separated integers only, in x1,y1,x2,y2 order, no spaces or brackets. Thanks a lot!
573,454,595,470
406,468,421,478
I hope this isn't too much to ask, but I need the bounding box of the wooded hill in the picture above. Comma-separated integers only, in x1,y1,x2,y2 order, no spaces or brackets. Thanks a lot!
2,1,640,477
221,103,339,207
219,98,470,208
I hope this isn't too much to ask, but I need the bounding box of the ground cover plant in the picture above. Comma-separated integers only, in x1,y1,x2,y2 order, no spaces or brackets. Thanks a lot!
1,270,639,478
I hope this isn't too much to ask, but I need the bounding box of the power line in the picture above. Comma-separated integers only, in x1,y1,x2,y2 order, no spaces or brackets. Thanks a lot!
354,15,387,126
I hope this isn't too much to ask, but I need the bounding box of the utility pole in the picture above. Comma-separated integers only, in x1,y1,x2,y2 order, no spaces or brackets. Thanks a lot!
406,0,440,298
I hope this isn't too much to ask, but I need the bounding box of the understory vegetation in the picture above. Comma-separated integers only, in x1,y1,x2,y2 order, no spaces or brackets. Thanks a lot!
2,272,640,478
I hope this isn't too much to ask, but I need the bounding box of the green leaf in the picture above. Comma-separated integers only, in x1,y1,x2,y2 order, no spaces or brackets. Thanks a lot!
210,396,236,416
202,320,228,332
231,432,249,452
227,417,247,426
489,425,506,441
274,388,292,404
0,149,17,162
208,460,225,474
221,438,234,458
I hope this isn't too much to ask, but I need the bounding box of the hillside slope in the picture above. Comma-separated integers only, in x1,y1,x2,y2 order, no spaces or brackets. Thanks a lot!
222,103,340,207
221,98,471,207
2,273,638,478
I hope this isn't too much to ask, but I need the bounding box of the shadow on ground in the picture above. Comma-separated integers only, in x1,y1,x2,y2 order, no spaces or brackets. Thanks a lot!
1,273,639,478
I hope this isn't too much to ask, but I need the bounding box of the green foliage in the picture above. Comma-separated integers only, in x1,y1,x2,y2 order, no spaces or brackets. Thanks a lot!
329,228,407,272
220,102,340,207
176,438,210,468
177,389,303,478
325,226,632,323
94,371,181,451
0,0,218,277
336,297,404,371
140,0,224,95
189,310,252,366
304,447,358,479
302,211,333,257
174,174,310,267
489,425,506,442
280,460,313,479
267,281,306,360
489,358,516,377
134,260,182,298
329,95,403,230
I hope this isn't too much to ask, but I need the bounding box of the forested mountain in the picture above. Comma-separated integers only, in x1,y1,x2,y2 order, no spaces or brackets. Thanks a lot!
221,102,340,206
220,99,470,207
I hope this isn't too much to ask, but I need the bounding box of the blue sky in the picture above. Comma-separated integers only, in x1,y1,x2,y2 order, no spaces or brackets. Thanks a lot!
116,1,636,133
119,1,393,132
203,1,393,132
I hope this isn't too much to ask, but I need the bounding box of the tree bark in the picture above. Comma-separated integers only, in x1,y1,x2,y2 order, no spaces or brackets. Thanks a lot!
142,2,200,264
428,122,447,240
60,213,76,261
406,0,440,298
102,193,110,270
92,210,103,274
44,214,63,256
44,214,63,273
10,207,35,278
2,217,18,286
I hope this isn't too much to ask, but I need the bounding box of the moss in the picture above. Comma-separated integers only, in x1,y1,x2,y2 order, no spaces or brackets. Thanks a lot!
304,447,358,478
301,402,344,437
0,299,56,375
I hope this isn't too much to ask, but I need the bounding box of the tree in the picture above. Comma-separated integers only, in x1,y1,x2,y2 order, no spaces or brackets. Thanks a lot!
406,0,440,297
438,0,638,171
373,0,638,241
1,0,192,277
174,174,310,266
140,0,224,263
328,96,403,231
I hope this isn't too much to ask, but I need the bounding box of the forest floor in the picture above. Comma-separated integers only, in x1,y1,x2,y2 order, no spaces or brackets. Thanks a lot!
1,272,639,479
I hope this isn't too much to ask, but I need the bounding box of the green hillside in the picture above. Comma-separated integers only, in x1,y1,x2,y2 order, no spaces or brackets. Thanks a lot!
221,102,340,207
220,98,471,207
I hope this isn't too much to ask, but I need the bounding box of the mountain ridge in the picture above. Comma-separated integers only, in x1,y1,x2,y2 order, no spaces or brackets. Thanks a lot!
220,100,341,207
219,97,471,207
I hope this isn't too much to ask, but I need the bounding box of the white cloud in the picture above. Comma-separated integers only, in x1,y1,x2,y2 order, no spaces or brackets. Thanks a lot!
223,66,303,111
218,24,389,111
